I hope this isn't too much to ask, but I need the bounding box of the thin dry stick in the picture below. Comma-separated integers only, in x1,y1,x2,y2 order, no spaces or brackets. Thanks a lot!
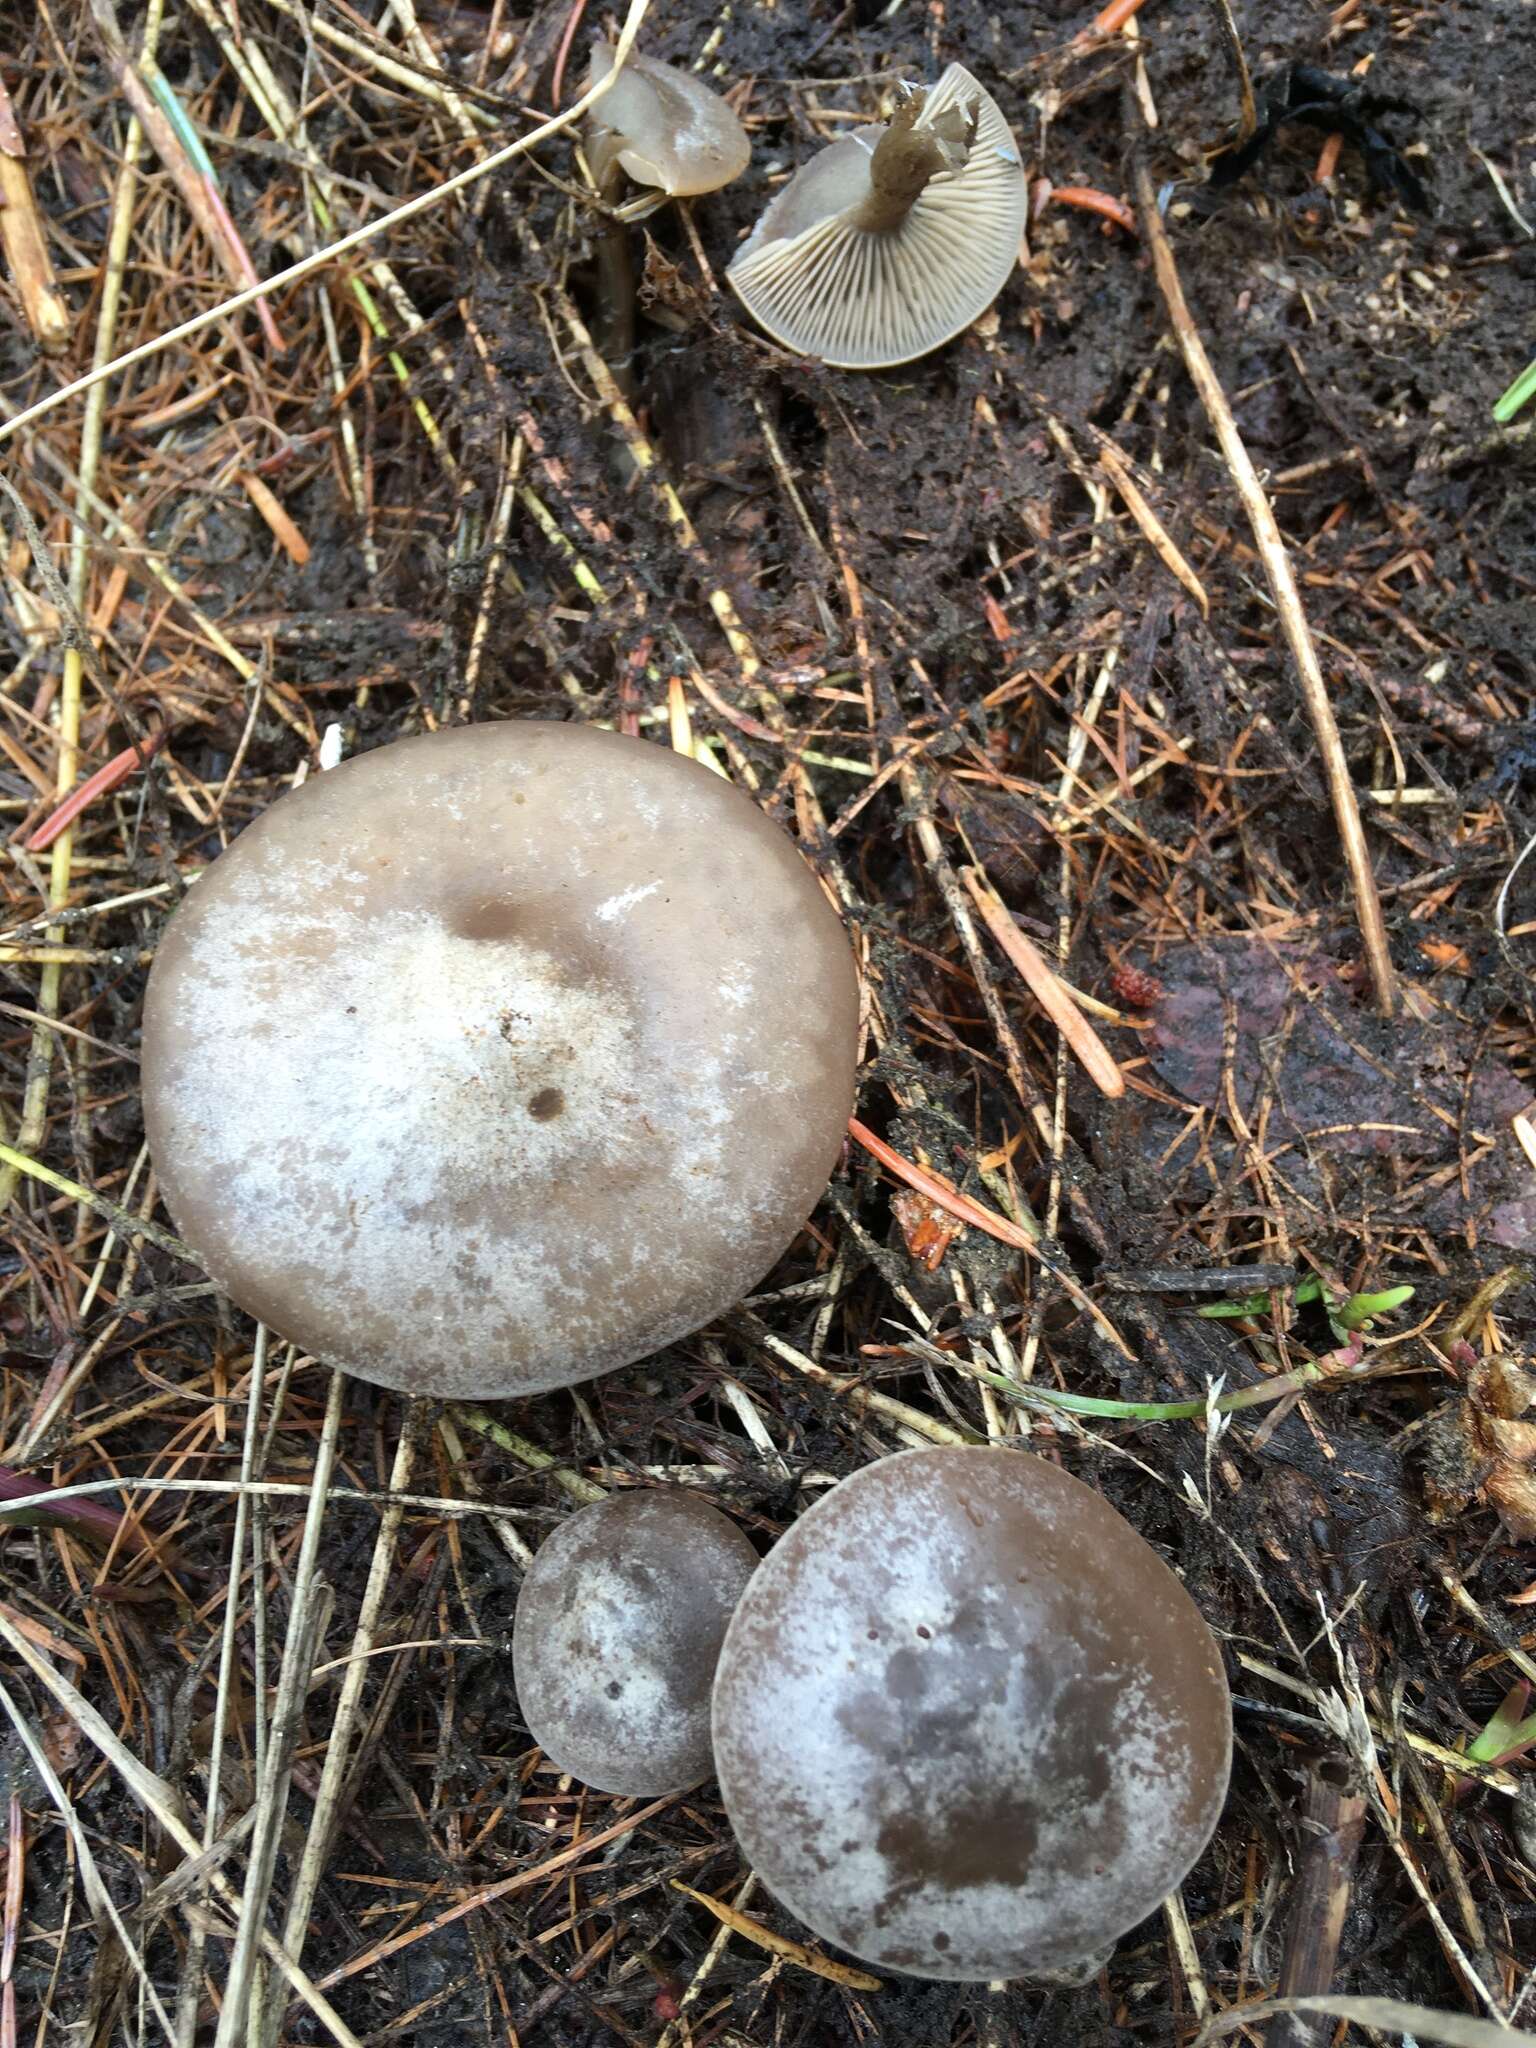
213,1368,345,2048
175,1330,268,2048
0,1138,195,1258
263,1400,429,2048
313,1795,677,1989
0,1678,176,2043
739,1312,972,1448
0,6,156,1209
846,1119,1132,1357
1130,146,1397,1017
1197,1999,1536,2048
1162,1890,1210,2026
0,1611,364,2048
670,1882,882,1992
655,1874,757,2048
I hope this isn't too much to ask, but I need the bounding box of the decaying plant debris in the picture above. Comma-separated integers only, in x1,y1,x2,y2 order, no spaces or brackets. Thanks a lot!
2,0,1535,2041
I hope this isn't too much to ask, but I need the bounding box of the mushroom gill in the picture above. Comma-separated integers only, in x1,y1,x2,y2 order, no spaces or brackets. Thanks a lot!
726,64,1026,371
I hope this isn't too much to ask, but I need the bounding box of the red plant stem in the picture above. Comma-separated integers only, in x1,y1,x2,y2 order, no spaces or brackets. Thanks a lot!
25,731,165,852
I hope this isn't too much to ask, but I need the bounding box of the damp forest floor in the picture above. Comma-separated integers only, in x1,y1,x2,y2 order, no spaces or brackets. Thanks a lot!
2,0,1536,2042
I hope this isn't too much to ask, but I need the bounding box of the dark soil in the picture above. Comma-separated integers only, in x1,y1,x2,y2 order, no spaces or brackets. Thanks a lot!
3,0,1536,2041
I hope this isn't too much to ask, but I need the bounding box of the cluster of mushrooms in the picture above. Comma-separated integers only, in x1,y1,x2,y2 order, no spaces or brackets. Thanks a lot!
584,44,1029,369
141,719,1233,1985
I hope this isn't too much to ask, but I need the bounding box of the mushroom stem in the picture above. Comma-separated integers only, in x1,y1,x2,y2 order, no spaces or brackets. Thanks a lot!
849,98,951,233
591,159,637,398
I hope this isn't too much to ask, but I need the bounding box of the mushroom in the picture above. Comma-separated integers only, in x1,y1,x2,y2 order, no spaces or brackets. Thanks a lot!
140,722,860,1401
586,41,750,203
585,42,750,390
711,1447,1231,1982
513,1489,759,1796
726,64,1027,370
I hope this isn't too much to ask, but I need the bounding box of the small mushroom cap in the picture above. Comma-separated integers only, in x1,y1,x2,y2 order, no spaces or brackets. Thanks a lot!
141,723,859,1400
587,41,750,197
711,1448,1232,1982
726,64,1026,369
513,1490,759,1796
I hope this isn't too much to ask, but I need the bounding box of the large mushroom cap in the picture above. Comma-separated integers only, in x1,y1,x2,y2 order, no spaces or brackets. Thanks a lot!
587,41,750,197
711,1447,1232,1982
726,63,1026,369
513,1490,759,1797
141,723,860,1401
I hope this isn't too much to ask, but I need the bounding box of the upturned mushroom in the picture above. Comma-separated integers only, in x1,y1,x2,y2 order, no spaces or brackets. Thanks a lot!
727,64,1027,370
140,722,860,1401
513,1489,759,1796
711,1447,1231,1981
585,42,751,390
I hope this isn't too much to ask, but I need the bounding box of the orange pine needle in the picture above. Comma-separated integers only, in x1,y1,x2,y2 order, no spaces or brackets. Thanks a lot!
241,471,311,565
1083,0,1152,36
1315,131,1344,183
847,1117,1040,1256
1049,187,1138,235
26,733,166,852
960,868,1125,1097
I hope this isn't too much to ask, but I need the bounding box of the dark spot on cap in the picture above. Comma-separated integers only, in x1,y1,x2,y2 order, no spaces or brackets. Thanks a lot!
528,1086,565,1121
877,1792,1041,1895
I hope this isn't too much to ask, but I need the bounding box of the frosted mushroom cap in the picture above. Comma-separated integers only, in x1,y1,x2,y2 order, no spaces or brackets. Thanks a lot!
587,41,750,197
711,1447,1232,1982
726,64,1027,369
140,722,860,1400
513,1490,759,1796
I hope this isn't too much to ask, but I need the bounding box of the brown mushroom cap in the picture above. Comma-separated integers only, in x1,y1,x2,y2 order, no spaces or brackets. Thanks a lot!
586,41,750,198
711,1447,1231,1982
513,1490,759,1796
141,723,859,1401
726,64,1026,369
